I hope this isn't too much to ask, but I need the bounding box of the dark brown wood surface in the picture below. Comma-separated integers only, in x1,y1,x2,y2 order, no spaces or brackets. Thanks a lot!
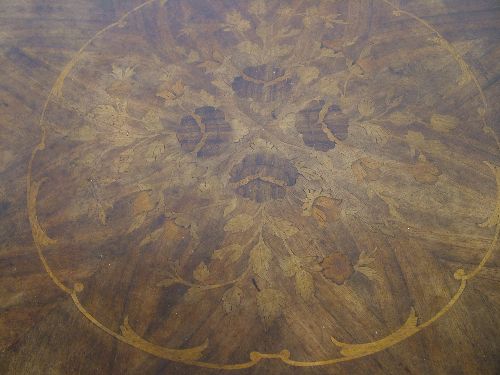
0,0,499,374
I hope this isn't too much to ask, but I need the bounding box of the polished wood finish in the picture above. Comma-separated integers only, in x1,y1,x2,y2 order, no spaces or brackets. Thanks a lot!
0,0,499,374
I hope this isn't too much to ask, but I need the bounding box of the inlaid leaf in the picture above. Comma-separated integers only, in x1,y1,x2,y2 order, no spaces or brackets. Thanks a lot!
133,191,154,214
405,131,449,157
193,262,210,282
430,113,458,133
279,112,296,131
357,248,377,267
222,286,243,314
358,99,375,117
184,287,204,304
272,218,298,239
339,95,355,111
211,79,229,91
301,188,320,215
255,23,271,43
268,45,293,58
231,118,249,142
385,93,403,107
387,111,417,126
225,11,251,32
157,80,184,102
186,50,200,64
299,256,323,272
138,227,163,247
74,125,98,141
318,75,341,96
111,148,133,172
161,219,183,244
142,110,163,132
256,289,286,326
224,214,253,233
97,203,107,225
212,48,224,64
320,48,339,58
354,248,381,281
156,278,178,288
361,123,389,145
198,176,220,193
297,66,319,84
376,191,404,221
174,214,191,228
223,198,237,217
88,200,107,225
91,104,127,129
275,5,293,19
127,212,146,233
405,131,425,157
249,0,266,15
279,256,300,277
197,89,218,107
351,157,382,183
411,154,441,184
348,62,364,77
212,244,243,263
237,41,260,56
111,64,135,80
311,196,342,227
295,269,314,300
249,241,272,279
190,223,200,248
354,265,382,282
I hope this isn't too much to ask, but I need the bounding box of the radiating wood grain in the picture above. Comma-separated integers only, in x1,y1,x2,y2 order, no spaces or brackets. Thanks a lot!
0,0,499,374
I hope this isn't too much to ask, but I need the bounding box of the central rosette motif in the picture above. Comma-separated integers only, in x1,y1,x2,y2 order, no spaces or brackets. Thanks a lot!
229,153,298,202
34,0,492,364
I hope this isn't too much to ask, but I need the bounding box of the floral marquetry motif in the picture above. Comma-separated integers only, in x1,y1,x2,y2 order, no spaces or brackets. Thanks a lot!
229,153,298,202
295,100,350,151
320,253,354,285
232,65,295,102
21,0,500,372
176,106,232,157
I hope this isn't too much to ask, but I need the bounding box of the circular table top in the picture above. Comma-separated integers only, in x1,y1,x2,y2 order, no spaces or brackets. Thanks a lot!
1,0,499,374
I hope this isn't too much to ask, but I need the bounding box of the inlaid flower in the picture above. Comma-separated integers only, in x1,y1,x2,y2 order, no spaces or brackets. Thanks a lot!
320,253,354,285
229,153,298,202
231,64,295,102
175,106,232,157
295,100,349,151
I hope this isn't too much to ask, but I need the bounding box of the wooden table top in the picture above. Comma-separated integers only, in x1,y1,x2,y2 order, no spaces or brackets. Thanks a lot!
0,0,499,374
